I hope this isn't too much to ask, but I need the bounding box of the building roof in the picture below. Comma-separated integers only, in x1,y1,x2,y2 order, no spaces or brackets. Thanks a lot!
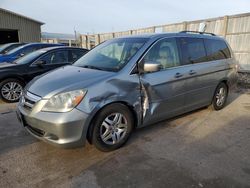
0,8,44,25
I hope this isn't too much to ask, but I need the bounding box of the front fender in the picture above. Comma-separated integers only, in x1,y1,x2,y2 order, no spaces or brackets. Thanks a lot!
76,75,142,142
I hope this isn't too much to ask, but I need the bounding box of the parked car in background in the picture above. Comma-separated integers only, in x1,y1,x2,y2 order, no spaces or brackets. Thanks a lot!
17,32,238,152
0,43,64,63
0,46,88,102
0,43,26,55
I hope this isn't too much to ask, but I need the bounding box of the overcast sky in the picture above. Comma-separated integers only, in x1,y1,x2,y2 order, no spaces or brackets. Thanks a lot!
1,0,250,34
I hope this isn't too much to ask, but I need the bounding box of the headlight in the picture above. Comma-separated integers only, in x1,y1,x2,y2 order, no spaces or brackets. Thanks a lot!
42,90,87,112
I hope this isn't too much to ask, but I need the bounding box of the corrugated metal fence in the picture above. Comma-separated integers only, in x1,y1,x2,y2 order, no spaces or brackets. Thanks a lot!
80,13,250,69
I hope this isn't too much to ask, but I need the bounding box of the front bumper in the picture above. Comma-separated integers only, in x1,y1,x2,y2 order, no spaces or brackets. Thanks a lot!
16,100,90,148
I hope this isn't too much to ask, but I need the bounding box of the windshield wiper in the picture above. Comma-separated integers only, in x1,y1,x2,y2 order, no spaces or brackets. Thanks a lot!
82,65,104,71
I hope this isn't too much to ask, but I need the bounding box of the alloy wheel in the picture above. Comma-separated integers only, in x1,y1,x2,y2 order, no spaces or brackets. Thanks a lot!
215,87,226,107
1,82,23,102
100,113,128,145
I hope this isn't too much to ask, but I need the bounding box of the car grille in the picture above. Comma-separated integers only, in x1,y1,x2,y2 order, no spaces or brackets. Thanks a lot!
21,91,41,110
26,124,45,137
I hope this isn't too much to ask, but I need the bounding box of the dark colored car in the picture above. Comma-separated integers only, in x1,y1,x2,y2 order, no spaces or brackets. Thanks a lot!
0,43,64,63
0,43,26,55
0,46,88,102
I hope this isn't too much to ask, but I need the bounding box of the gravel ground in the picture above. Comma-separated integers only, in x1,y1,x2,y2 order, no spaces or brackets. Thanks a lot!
238,72,250,88
0,89,250,188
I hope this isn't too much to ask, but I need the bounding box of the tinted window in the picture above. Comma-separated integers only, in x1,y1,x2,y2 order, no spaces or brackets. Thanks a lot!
205,39,231,61
16,50,46,64
0,43,24,54
19,45,41,56
142,38,180,70
69,49,86,63
40,50,69,64
178,37,207,64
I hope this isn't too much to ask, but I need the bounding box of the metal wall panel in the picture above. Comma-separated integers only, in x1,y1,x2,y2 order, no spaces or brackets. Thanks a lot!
132,27,154,35
226,34,250,52
114,31,131,37
162,23,184,32
234,53,250,67
99,33,114,43
0,9,42,42
227,16,250,34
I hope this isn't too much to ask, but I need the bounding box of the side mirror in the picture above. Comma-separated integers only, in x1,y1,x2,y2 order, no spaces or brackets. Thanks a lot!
20,53,25,57
35,60,46,67
144,62,161,73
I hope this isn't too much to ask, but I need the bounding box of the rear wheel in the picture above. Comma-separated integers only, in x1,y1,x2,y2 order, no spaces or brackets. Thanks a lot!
91,104,134,152
211,82,228,111
0,79,24,103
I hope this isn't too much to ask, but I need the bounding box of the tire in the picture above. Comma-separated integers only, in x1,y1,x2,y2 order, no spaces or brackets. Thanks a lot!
0,79,24,103
211,82,228,111
91,104,134,152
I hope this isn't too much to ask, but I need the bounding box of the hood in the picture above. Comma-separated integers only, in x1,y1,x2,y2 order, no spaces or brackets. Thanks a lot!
0,63,24,73
27,65,115,98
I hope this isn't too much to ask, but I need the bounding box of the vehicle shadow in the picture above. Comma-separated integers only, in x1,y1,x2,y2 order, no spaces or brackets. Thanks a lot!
80,114,250,188
225,85,250,108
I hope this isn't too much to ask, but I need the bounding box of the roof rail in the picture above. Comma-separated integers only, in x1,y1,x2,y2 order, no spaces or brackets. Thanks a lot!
180,31,216,36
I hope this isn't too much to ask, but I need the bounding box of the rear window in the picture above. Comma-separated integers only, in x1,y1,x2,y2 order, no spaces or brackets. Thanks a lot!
178,37,207,64
204,39,231,61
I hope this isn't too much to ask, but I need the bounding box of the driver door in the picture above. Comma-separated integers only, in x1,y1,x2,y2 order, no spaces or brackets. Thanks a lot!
27,50,70,82
139,38,187,125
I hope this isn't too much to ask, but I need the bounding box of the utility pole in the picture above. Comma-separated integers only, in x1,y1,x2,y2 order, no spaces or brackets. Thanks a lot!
74,26,78,47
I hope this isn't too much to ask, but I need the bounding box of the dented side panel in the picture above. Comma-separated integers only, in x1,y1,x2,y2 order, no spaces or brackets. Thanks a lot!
76,73,143,128
139,68,187,127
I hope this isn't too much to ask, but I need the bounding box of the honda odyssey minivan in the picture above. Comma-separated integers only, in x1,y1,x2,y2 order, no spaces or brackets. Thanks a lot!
17,31,238,152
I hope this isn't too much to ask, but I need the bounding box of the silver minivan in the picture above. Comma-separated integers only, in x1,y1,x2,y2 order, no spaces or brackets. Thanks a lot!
17,32,238,151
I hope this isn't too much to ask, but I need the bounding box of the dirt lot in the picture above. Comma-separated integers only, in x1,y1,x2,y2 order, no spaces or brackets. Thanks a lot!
0,89,250,188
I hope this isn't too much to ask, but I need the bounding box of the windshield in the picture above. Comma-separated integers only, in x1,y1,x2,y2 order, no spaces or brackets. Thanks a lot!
74,38,148,72
6,44,29,55
14,50,46,64
0,44,12,53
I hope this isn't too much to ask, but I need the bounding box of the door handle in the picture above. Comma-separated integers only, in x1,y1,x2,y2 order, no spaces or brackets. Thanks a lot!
189,70,196,75
175,72,183,78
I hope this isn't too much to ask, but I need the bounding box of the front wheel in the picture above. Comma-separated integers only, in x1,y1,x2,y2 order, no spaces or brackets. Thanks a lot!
0,79,24,103
211,82,228,111
91,104,134,152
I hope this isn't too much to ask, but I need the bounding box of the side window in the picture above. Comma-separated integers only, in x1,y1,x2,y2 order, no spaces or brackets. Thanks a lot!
205,39,231,61
39,50,69,64
69,50,85,63
19,46,37,56
142,38,180,71
178,37,207,64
